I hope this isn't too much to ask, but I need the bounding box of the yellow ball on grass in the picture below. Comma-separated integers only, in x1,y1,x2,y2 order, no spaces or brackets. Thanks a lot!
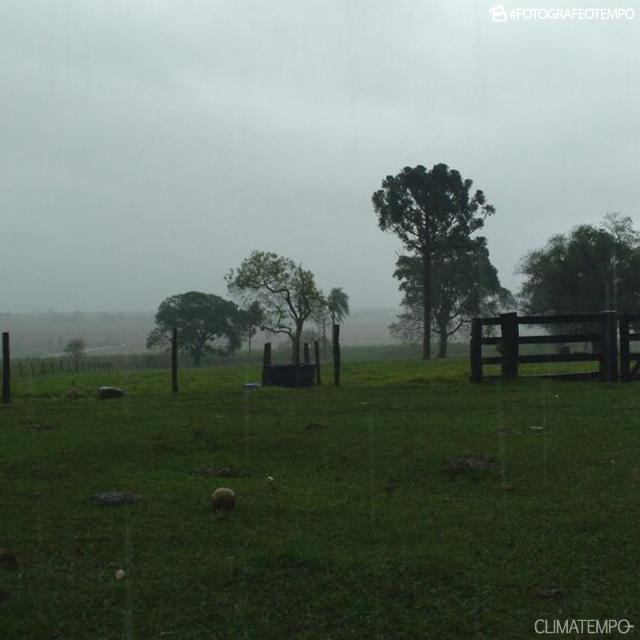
211,487,236,514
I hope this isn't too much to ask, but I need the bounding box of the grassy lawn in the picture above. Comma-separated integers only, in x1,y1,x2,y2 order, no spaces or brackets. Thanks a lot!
1,359,638,639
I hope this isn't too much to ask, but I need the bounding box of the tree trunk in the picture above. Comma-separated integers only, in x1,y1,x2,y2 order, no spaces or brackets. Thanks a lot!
292,325,302,364
422,249,432,360
192,351,201,367
437,326,448,358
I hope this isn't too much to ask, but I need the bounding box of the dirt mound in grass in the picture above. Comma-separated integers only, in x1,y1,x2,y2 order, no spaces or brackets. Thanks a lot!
89,492,142,505
193,466,245,478
445,455,497,472
304,423,328,431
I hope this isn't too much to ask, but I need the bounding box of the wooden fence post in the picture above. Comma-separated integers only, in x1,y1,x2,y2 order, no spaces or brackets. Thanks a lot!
470,318,483,383
620,313,630,382
303,343,310,364
2,332,10,404
314,340,321,385
171,326,179,393
500,312,519,380
332,324,341,387
601,311,619,383
262,343,272,386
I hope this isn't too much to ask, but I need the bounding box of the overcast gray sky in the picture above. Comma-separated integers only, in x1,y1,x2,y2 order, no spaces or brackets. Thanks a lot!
2,0,638,312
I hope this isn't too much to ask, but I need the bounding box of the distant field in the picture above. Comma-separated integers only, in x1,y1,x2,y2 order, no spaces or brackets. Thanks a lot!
7,342,454,379
0,308,404,358
1,358,637,638
8,338,602,384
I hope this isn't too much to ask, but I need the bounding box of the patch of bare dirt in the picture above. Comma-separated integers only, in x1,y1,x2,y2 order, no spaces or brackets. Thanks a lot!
89,492,142,505
193,466,245,478
445,455,498,472
304,423,328,431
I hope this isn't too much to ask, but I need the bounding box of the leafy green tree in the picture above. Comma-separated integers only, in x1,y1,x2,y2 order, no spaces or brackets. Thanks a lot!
63,338,86,369
390,239,512,357
518,215,640,331
147,291,248,366
373,163,495,359
226,251,326,363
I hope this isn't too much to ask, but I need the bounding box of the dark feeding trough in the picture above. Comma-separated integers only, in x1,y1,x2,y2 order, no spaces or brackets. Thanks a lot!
261,342,323,388
266,364,316,388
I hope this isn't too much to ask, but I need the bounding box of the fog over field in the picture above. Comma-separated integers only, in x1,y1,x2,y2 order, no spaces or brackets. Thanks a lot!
0,308,405,357
1,1,638,317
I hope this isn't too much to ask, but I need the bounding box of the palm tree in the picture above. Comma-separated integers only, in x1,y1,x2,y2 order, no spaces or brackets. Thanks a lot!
327,288,350,325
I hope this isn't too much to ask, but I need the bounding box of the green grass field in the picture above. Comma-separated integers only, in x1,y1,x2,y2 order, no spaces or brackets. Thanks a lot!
1,358,638,639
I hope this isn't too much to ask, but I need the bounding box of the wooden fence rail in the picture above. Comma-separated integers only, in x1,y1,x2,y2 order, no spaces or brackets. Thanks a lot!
471,311,619,383
619,313,640,382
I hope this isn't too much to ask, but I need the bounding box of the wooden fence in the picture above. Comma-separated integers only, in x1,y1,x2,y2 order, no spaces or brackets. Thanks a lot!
470,311,619,383
619,313,640,382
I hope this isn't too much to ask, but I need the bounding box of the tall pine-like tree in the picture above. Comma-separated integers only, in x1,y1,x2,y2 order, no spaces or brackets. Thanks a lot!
373,163,495,359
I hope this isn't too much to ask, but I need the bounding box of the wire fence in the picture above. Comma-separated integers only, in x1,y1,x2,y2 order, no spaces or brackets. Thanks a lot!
0,324,434,382
0,315,486,397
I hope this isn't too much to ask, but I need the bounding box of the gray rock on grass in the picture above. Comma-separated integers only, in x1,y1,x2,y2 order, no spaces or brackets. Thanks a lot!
90,492,141,505
193,466,244,478
96,386,125,399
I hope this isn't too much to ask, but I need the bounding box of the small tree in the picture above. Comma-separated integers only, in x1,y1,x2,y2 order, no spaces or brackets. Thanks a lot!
226,251,325,364
390,239,512,357
147,291,248,366
64,338,86,369
318,287,350,356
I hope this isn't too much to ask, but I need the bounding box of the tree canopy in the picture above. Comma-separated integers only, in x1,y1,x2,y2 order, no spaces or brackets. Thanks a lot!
327,287,350,325
390,239,512,357
373,163,495,359
226,251,325,363
63,338,86,367
518,214,640,321
146,291,248,366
